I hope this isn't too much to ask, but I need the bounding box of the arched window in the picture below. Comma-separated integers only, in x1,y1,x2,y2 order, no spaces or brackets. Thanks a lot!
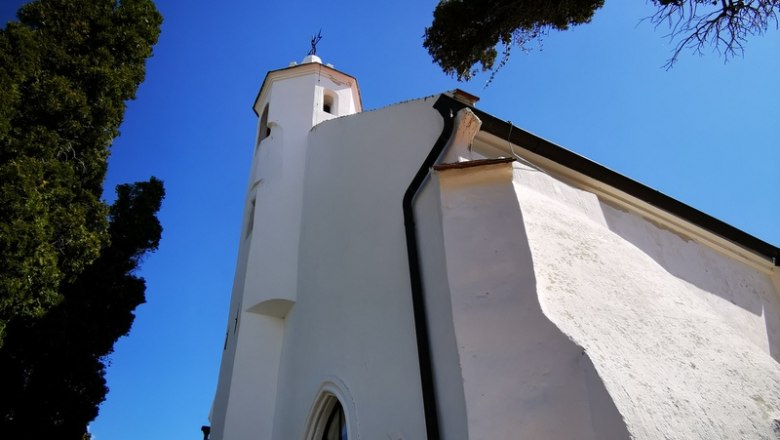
304,382,359,440
307,391,350,440
320,400,347,440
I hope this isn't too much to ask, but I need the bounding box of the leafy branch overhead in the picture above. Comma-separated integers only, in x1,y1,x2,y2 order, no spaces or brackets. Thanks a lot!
423,0,779,81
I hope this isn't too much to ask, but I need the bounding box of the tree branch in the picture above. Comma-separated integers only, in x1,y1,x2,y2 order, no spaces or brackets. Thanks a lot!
650,0,779,68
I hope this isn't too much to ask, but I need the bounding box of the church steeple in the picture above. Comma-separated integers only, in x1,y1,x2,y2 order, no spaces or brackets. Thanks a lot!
242,56,361,312
209,57,362,440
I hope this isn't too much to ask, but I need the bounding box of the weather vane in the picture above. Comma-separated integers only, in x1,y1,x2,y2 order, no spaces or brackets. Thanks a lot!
308,30,323,56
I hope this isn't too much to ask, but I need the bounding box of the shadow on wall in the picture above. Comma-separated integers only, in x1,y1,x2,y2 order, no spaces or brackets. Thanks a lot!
438,169,631,439
600,201,780,361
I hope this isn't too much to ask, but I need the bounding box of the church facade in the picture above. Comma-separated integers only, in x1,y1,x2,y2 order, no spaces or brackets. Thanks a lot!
209,55,780,439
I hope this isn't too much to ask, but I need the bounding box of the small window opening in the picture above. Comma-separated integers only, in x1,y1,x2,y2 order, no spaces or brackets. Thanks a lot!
323,91,336,115
258,104,271,143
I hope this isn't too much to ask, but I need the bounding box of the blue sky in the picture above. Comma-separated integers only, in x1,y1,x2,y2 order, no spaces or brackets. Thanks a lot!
2,1,779,439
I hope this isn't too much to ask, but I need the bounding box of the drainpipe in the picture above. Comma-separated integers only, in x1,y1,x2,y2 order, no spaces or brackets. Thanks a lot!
402,95,463,440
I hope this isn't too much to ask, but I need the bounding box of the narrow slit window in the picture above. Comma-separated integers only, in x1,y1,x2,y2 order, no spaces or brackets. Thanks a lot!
246,198,256,238
258,104,270,143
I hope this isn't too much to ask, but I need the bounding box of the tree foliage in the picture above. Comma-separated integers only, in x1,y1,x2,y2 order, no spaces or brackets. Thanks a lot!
0,0,162,343
0,178,165,439
424,0,779,80
424,0,604,80
0,0,164,436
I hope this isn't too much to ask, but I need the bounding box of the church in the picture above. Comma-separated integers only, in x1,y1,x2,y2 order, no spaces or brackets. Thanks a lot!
208,54,780,439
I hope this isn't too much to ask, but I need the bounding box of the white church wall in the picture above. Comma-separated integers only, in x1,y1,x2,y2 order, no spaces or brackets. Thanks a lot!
434,161,629,439
209,190,254,439
213,75,317,440
212,59,363,440
243,74,316,310
220,315,285,440
211,61,780,439
243,66,360,313
513,164,780,439
269,97,444,439
414,175,470,440
600,201,780,360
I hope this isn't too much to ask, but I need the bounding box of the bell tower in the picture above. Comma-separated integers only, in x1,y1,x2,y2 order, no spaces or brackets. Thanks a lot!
244,54,361,313
210,55,361,440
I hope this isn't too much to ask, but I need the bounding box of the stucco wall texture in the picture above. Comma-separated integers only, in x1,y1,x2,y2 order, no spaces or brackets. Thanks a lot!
514,164,780,439
434,164,631,440
214,75,780,439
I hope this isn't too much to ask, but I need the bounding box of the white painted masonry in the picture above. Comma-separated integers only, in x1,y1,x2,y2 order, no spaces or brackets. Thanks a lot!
513,165,780,439
209,57,780,439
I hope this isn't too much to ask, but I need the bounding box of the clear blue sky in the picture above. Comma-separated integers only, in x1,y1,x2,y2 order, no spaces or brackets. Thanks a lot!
2,1,779,439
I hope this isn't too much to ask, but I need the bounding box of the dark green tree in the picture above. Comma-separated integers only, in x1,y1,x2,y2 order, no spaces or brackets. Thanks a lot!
0,0,162,343
424,0,779,80
0,0,163,436
0,178,165,439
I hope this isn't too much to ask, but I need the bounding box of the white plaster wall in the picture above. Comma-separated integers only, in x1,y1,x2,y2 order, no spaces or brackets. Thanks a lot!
212,75,317,440
513,163,780,439
244,74,320,309
244,69,360,311
600,202,780,360
414,176,470,440
221,315,284,440
212,65,361,440
209,187,254,439
270,97,444,439
214,77,780,440
435,163,629,440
